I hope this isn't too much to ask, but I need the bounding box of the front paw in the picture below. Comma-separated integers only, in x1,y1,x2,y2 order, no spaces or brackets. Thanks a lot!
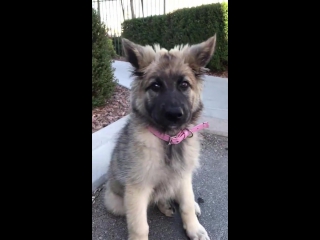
128,223,149,240
185,223,210,240
128,234,148,240
194,201,201,217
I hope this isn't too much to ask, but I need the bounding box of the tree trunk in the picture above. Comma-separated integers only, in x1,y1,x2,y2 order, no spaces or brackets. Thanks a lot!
130,0,136,19
97,0,101,20
141,0,144,17
120,0,125,20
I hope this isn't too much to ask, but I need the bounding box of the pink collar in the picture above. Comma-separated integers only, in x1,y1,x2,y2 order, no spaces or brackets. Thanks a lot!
148,122,209,145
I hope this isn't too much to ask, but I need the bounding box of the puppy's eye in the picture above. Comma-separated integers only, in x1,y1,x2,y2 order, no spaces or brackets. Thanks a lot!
150,82,161,92
180,81,189,90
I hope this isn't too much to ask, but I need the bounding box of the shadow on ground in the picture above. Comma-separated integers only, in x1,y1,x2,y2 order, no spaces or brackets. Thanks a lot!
92,132,228,240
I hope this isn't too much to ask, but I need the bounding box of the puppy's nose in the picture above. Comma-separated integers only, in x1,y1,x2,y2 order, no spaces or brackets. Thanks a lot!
165,107,184,122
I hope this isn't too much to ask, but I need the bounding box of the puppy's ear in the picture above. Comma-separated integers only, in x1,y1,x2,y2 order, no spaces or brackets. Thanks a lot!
122,38,155,69
185,34,217,69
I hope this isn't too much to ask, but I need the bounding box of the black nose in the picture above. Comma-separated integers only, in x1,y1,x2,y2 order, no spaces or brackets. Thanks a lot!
165,107,184,122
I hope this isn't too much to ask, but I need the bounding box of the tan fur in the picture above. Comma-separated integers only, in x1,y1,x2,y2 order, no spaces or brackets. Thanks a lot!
125,185,152,240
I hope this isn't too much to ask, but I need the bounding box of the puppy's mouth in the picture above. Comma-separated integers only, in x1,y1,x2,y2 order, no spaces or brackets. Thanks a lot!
167,124,180,130
151,113,191,132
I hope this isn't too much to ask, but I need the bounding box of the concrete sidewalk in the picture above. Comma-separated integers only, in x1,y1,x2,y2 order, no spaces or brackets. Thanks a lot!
112,60,228,136
92,133,228,240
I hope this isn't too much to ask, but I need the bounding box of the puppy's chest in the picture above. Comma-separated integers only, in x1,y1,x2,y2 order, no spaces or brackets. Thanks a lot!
145,143,191,185
151,160,184,201
150,141,188,170
138,131,200,183
150,144,197,201
164,143,184,165
146,150,186,180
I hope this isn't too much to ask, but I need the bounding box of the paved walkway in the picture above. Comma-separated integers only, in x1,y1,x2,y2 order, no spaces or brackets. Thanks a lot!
112,60,228,136
92,133,228,240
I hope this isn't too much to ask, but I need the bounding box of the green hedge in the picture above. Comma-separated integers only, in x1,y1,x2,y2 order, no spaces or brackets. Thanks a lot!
111,37,123,56
92,8,117,109
122,3,228,71
107,36,117,59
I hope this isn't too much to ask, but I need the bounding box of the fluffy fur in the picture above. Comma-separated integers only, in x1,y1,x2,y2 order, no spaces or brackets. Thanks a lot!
104,35,217,240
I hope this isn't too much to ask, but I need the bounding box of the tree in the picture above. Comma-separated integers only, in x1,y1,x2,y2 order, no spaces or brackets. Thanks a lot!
92,8,117,108
130,0,136,18
141,0,144,17
120,0,125,19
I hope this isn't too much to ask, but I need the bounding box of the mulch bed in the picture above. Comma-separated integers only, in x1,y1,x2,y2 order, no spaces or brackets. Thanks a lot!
92,85,130,133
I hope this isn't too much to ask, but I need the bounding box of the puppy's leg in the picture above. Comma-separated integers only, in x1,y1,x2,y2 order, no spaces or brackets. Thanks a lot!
176,174,210,240
157,199,175,217
104,181,125,216
125,185,153,240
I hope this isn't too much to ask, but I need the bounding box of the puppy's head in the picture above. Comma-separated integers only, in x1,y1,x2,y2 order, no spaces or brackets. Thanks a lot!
122,35,216,132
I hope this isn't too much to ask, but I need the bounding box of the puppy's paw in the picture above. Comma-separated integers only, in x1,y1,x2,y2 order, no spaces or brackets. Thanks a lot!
128,236,148,240
157,201,175,217
194,201,201,217
185,223,210,240
128,225,149,240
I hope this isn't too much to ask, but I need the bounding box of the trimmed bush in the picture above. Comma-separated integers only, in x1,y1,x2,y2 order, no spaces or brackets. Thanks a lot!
122,3,228,71
111,37,123,56
92,8,117,109
106,36,117,59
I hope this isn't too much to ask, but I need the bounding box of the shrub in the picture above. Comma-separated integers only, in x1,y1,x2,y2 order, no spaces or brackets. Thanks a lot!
106,36,117,58
122,3,228,71
92,8,117,109
110,37,123,57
